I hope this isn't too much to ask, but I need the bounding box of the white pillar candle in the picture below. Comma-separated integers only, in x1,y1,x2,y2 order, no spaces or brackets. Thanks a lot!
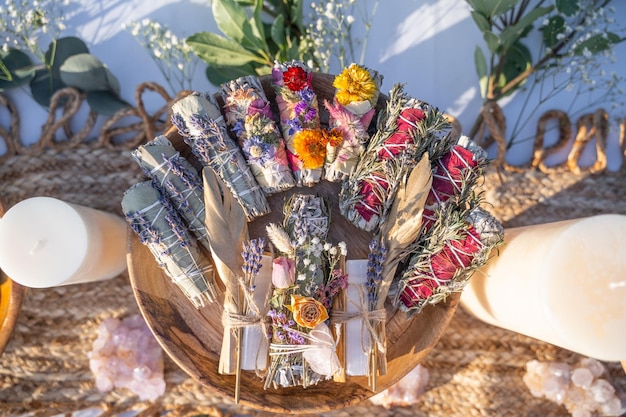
461,214,626,362
345,259,370,376
0,197,127,288
241,254,273,371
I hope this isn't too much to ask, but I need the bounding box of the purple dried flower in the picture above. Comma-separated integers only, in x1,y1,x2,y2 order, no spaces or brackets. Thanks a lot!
171,113,188,137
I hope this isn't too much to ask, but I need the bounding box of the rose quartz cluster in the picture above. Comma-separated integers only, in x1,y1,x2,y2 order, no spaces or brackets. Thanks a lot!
523,358,624,417
369,364,429,408
88,314,165,401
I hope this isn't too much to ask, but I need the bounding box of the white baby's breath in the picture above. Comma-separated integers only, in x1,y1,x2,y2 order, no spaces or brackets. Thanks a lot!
124,18,199,95
304,0,379,72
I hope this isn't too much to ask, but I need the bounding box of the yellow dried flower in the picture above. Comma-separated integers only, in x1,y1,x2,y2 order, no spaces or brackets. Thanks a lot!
333,64,377,106
286,295,329,329
293,129,327,169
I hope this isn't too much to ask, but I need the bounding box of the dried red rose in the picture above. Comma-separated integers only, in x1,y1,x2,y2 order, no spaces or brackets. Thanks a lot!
354,172,391,222
377,108,426,160
399,225,481,309
423,145,478,230
283,66,309,92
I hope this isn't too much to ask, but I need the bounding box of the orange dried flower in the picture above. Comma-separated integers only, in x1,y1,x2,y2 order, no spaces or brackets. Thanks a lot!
293,129,327,169
323,128,343,147
286,295,329,329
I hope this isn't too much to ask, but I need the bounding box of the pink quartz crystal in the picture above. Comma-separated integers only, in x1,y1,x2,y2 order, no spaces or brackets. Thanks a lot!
88,314,165,400
523,358,624,417
369,364,430,408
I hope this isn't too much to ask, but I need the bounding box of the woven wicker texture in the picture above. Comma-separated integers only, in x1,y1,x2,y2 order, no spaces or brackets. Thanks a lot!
0,86,625,416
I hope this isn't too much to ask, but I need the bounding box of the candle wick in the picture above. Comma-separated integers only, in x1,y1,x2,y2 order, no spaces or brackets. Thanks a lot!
29,239,45,255
609,280,626,289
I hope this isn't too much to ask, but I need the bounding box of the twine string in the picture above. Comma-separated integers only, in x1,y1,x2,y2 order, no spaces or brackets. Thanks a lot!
330,284,386,354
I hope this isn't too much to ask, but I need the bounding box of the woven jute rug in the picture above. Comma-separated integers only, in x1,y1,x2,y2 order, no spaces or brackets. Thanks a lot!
0,87,624,417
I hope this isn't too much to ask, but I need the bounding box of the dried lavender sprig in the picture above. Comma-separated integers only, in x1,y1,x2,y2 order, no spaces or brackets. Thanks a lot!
242,237,266,283
122,181,220,308
366,237,387,308
171,92,270,221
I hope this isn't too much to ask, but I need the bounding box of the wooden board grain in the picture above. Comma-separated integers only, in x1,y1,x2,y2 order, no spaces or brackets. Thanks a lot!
128,72,460,412
128,230,459,413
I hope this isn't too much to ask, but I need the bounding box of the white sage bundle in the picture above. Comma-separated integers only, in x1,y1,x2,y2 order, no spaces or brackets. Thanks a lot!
171,92,270,221
122,181,219,308
131,135,209,251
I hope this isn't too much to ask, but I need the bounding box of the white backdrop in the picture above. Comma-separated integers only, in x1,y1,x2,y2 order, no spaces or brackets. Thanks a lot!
6,0,626,168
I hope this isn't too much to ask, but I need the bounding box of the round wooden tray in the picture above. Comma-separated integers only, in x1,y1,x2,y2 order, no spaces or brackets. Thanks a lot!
0,200,27,356
128,73,461,413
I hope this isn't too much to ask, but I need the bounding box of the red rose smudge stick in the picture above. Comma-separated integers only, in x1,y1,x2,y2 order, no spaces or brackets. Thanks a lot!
339,84,451,232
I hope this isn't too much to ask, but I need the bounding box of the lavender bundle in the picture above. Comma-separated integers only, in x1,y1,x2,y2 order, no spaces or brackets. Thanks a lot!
171,92,270,221
131,135,209,251
122,181,219,308
221,75,296,195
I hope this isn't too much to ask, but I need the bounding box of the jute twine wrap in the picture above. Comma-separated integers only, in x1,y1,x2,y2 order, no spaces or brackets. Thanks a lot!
0,88,625,416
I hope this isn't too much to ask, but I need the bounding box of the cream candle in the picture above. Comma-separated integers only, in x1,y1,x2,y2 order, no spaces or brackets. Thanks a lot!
241,254,273,371
0,197,127,288
345,259,370,376
460,214,626,362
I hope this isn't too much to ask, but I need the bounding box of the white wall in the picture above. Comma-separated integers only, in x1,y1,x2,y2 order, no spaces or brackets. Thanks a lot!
5,0,626,169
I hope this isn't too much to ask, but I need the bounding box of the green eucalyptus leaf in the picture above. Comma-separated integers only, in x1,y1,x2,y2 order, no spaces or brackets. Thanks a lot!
474,46,488,99
254,65,272,76
30,68,66,108
483,31,499,54
45,36,89,78
290,0,304,33
59,53,120,93
540,15,565,49
205,63,258,85
250,0,268,51
488,0,518,17
212,0,265,52
470,11,491,32
0,48,35,90
499,41,532,95
500,6,552,49
574,32,623,55
467,0,517,18
86,90,130,116
212,0,248,42
271,15,287,50
188,32,263,66
556,0,580,16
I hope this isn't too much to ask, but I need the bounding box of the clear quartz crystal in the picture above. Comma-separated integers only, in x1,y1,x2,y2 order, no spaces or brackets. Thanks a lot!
571,367,594,389
88,314,165,401
369,364,429,408
523,358,624,417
